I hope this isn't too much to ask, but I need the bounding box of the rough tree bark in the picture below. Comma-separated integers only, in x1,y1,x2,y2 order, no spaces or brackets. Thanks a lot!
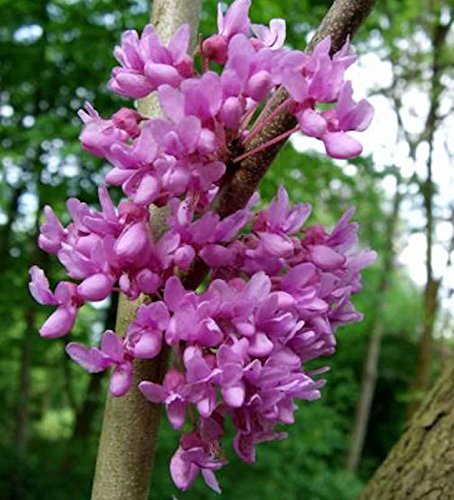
91,1,377,499
361,362,454,499
346,178,403,472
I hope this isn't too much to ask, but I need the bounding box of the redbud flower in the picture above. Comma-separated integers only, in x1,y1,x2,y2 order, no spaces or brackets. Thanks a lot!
29,0,376,493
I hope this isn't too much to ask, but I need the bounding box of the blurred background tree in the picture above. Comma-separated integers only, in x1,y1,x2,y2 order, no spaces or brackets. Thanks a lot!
0,0,452,499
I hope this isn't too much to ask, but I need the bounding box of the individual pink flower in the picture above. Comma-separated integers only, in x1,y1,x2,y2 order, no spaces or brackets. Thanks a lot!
29,266,81,338
78,103,133,157
170,431,226,493
139,369,188,429
297,80,374,158
251,18,286,49
109,24,193,98
38,206,66,254
126,301,170,359
66,330,133,397
203,0,252,64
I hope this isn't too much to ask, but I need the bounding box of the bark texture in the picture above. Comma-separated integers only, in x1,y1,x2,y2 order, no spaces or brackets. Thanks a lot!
361,363,454,500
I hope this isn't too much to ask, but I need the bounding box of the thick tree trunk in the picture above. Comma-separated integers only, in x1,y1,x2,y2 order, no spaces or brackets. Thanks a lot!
361,362,454,499
346,185,402,472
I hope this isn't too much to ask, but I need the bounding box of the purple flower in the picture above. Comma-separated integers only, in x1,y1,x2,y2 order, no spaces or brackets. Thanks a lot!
126,301,169,359
232,407,288,463
114,221,150,263
217,0,251,39
170,431,226,493
139,368,187,428
66,330,133,397
78,103,141,157
109,24,193,98
38,206,66,254
216,340,249,407
251,19,286,49
31,2,377,494
223,34,273,102
29,266,81,338
255,186,311,234
297,80,374,159
183,346,218,418
203,0,252,64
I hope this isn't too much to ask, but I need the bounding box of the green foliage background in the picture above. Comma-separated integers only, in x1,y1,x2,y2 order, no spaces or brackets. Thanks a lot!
0,0,450,498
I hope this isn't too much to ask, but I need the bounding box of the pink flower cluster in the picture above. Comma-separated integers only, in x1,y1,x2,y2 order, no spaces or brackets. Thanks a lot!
29,0,375,493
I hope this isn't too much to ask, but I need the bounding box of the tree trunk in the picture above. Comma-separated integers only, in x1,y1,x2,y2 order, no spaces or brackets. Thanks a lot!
360,362,454,499
90,3,203,500
346,184,402,472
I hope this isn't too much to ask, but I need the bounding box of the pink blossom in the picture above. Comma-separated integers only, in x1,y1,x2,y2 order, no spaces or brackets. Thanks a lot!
296,80,374,159
139,369,187,429
109,24,193,98
170,430,226,493
29,0,377,493
66,331,133,396
29,266,81,338
203,0,252,64
126,301,169,359
251,19,286,49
